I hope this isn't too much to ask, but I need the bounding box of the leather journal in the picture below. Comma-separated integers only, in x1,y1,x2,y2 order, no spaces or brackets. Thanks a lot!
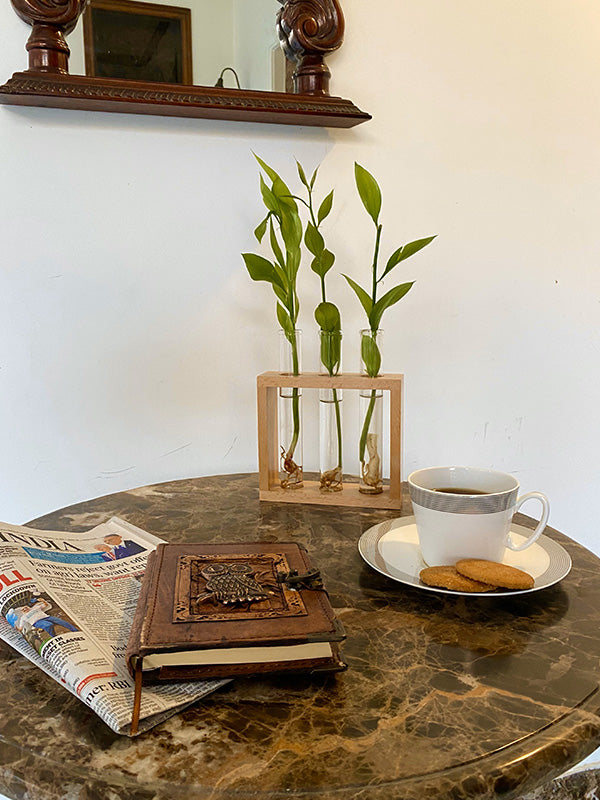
126,542,346,733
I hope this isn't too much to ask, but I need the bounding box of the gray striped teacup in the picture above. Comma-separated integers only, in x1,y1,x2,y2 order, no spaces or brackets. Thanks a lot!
408,466,550,566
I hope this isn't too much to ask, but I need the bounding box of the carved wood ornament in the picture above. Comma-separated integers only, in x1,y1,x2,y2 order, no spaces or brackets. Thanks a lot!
11,0,84,74
0,0,370,127
277,0,344,95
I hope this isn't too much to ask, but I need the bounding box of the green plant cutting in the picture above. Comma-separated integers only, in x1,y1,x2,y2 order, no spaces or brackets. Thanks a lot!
242,154,304,488
293,161,343,492
344,163,436,491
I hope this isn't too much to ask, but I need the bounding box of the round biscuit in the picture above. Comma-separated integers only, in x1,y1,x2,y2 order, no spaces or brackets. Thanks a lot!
455,559,534,590
419,566,496,593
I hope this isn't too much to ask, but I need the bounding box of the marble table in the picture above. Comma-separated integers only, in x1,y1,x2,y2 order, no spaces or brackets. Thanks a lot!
1,473,600,800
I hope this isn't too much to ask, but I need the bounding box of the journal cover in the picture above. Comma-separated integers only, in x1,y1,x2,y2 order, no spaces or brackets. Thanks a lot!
126,541,346,683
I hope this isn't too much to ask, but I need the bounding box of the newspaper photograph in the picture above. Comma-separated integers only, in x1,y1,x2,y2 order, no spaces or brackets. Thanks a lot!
0,517,227,735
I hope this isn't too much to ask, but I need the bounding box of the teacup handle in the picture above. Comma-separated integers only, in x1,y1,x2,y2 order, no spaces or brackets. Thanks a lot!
506,492,550,551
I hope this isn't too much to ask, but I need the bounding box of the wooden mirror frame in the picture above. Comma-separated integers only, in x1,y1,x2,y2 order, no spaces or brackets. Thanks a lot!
0,0,370,127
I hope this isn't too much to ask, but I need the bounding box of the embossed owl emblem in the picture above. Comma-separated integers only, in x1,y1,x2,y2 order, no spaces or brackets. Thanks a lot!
199,563,269,606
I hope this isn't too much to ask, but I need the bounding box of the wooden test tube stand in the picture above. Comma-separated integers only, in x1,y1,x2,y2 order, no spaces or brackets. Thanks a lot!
256,371,404,509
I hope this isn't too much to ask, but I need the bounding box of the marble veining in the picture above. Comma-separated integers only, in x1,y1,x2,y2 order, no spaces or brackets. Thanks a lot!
0,474,598,800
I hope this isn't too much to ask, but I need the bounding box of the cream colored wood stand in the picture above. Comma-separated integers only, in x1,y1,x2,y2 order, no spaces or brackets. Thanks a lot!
257,371,403,509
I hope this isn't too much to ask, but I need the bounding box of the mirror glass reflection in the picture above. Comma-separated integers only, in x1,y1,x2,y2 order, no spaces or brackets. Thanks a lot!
67,0,288,93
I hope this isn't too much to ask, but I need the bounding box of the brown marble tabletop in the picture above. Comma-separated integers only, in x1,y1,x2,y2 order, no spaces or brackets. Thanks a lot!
1,473,600,800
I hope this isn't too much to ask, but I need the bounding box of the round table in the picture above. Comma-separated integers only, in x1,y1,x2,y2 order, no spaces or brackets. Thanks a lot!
1,473,600,800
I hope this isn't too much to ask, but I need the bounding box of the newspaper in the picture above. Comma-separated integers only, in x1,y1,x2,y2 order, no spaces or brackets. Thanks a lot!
0,516,227,736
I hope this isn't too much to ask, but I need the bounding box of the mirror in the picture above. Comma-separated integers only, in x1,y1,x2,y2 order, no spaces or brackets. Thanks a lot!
73,0,287,93
0,0,370,127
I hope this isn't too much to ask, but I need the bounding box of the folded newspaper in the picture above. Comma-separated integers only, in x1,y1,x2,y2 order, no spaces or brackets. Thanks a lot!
0,517,227,736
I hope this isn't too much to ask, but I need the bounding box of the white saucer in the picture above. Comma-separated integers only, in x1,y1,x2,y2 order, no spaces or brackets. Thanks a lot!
358,516,572,596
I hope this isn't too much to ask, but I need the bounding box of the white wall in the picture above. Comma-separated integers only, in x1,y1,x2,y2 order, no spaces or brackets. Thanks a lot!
1,1,600,558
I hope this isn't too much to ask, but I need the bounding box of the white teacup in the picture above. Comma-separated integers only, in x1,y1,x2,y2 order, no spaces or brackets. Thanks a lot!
407,466,550,566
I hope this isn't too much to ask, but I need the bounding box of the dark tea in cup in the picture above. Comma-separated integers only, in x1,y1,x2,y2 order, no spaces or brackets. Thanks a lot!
433,488,488,495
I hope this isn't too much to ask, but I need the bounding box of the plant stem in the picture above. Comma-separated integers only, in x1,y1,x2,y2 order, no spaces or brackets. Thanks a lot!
333,386,342,468
323,327,343,472
303,168,343,480
371,224,383,306
318,324,342,475
358,327,380,481
308,173,343,473
359,389,377,463
362,216,381,471
286,329,301,462
287,387,300,459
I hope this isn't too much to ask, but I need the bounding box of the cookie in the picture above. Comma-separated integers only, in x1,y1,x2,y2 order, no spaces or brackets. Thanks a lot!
455,559,534,590
419,566,497,593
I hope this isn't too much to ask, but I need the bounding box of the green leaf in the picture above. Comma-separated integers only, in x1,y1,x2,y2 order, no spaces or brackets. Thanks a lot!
318,248,335,275
255,157,296,213
342,274,373,318
288,247,302,283
260,175,280,215
321,249,335,271
381,245,403,278
277,303,294,336
309,166,318,189
380,236,436,279
248,155,305,334
311,248,335,279
316,300,342,375
254,215,269,243
319,329,342,376
296,160,309,188
369,281,415,329
242,253,283,288
305,221,324,256
272,176,297,211
273,282,288,307
280,206,303,251
314,301,341,332
253,153,280,184
361,333,381,378
293,289,301,325
317,190,334,224
355,163,381,225
394,235,436,261
269,218,285,269
272,260,288,290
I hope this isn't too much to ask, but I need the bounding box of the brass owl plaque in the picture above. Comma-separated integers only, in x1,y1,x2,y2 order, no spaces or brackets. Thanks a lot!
173,553,308,623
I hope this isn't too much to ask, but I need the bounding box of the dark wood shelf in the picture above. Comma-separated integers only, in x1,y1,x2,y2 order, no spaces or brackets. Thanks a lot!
0,72,371,128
